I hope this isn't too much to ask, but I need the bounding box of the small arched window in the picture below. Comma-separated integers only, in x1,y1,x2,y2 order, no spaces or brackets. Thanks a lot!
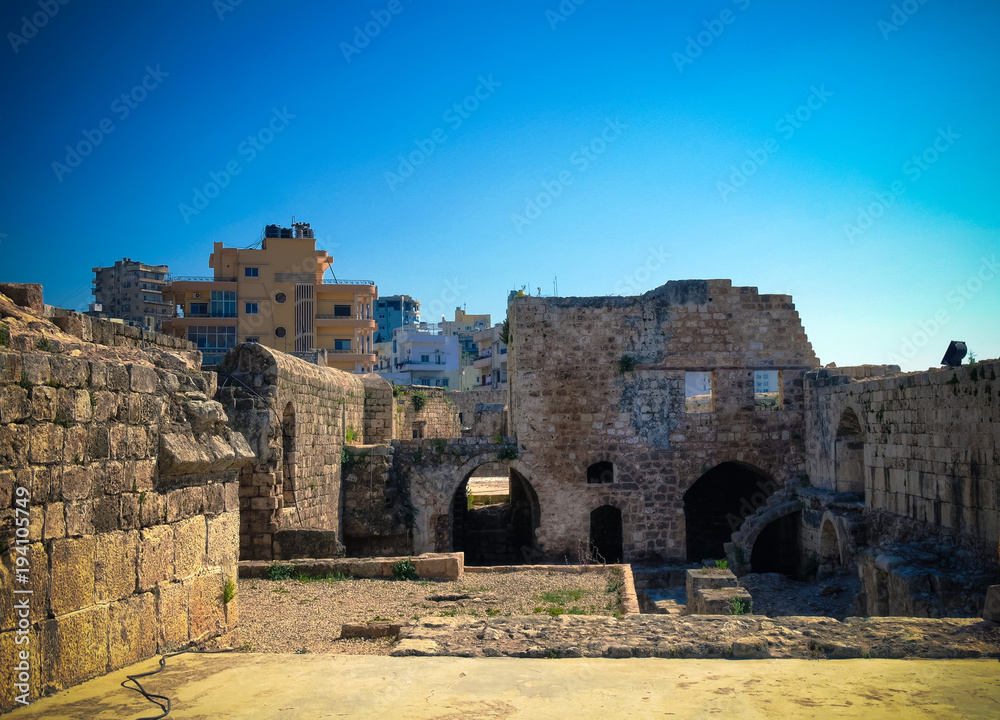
587,461,614,484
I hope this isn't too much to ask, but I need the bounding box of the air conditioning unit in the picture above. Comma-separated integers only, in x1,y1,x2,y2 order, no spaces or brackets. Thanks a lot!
193,293,201,299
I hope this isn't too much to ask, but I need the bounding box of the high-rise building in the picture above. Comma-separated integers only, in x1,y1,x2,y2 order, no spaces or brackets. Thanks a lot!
161,222,377,372
91,259,174,331
375,294,420,343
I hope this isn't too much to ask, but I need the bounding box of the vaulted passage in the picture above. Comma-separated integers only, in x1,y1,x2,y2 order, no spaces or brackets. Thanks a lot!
589,505,623,563
750,511,802,576
835,408,865,498
281,402,296,506
683,462,776,562
452,467,538,565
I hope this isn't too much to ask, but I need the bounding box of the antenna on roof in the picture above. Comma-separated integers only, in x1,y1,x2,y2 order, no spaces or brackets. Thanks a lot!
554,275,558,296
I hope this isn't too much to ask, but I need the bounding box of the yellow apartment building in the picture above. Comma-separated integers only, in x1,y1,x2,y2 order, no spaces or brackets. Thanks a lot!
161,222,377,372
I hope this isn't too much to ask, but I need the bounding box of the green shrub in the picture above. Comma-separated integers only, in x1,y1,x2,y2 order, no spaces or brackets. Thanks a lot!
223,580,236,604
392,558,418,581
495,445,519,461
617,355,637,374
344,426,358,443
714,559,728,570
411,390,427,411
0,323,9,347
267,564,296,581
36,337,53,352
730,596,751,615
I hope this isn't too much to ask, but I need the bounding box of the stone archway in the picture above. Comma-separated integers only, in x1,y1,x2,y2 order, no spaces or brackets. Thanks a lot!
819,518,844,572
281,402,296,506
683,461,777,562
749,511,802,576
835,407,865,498
451,462,540,565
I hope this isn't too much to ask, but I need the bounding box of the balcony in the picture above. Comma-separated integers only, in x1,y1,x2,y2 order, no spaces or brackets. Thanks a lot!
473,356,492,369
320,278,375,286
315,314,376,329
165,275,238,282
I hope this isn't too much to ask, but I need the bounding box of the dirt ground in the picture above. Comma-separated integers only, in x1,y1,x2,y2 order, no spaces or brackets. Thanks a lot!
238,568,620,655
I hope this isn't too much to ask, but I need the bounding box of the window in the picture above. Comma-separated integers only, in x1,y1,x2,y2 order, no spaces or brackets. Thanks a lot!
442,378,449,387
334,305,352,317
123,282,131,288
587,461,614,484
684,371,714,413
245,302,259,314
210,291,236,318
334,339,351,351
421,354,430,363
190,303,208,315
187,326,237,364
245,337,259,343
244,267,259,277
754,370,782,410
274,292,287,304
275,326,287,338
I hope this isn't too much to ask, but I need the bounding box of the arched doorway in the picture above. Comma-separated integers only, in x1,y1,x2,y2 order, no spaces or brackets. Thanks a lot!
683,461,776,562
819,519,843,572
835,408,865,498
281,402,296,506
452,466,539,565
749,511,802,576
589,505,623,563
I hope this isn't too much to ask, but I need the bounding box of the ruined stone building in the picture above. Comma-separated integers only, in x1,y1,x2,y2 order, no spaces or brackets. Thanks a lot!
1,277,997,711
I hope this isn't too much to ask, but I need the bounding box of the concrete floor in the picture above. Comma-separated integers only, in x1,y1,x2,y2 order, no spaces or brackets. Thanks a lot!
8,654,1000,719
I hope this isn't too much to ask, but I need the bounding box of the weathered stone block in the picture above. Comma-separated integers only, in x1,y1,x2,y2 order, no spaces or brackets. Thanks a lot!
173,516,206,579
0,386,30,423
43,502,66,540
91,495,121,533
28,422,63,464
207,513,238,569
189,570,225,641
50,537,95,616
128,364,160,394
0,424,29,468
61,465,91,501
107,593,157,671
39,605,109,690
685,568,737,606
94,530,138,603
139,525,175,591
983,585,1000,623
155,581,189,649
64,501,94,537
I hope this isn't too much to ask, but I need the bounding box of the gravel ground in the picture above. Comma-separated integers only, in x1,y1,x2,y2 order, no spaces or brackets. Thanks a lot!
238,569,618,655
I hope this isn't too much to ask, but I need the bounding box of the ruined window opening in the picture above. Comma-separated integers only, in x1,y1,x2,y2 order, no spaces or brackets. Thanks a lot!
412,421,425,439
835,408,865,498
586,461,614,484
753,370,782,410
589,505,623,563
819,520,843,572
684,371,714,413
281,402,296,506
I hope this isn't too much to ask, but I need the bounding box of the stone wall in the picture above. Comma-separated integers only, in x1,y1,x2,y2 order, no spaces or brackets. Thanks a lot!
451,388,507,437
391,385,461,440
804,360,1000,552
340,444,412,556
0,290,250,712
361,374,394,444
216,343,369,561
507,280,820,562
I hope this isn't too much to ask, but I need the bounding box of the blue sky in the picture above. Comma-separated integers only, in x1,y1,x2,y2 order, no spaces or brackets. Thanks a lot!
1,0,997,371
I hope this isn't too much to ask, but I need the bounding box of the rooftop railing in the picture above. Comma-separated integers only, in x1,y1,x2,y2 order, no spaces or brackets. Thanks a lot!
165,276,238,283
